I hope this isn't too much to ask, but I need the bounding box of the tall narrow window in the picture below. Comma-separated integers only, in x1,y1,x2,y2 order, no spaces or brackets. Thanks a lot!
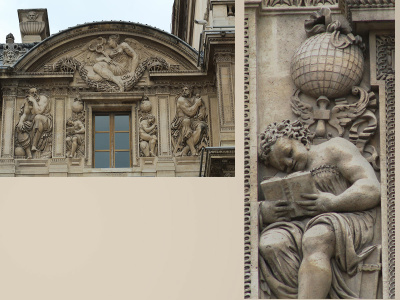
94,113,131,168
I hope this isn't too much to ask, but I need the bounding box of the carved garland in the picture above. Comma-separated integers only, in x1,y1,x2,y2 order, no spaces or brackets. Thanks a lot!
16,25,197,72
377,35,395,299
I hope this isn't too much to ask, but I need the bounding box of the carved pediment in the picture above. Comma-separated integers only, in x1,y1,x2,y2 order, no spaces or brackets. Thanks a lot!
13,22,199,91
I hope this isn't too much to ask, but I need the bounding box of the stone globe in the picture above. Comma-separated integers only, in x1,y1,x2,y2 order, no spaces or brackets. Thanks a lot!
290,32,364,99
140,97,152,113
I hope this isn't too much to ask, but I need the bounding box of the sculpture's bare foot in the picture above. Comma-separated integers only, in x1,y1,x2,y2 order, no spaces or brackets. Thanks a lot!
27,155,32,159
149,151,156,157
31,146,37,152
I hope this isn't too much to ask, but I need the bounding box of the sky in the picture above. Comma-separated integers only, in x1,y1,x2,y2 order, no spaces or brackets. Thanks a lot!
0,0,175,43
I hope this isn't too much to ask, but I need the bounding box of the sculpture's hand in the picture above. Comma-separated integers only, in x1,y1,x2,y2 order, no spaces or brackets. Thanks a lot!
298,192,335,216
17,121,24,131
260,200,292,224
194,97,202,106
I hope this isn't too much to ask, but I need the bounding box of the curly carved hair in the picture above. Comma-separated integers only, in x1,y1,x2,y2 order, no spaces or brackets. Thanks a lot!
258,120,312,166
109,34,120,43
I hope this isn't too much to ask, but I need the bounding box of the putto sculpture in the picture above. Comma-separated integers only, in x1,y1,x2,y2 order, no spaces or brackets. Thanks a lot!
66,96,85,158
258,120,380,298
171,86,208,156
15,87,53,159
53,35,169,92
256,8,382,299
139,96,157,157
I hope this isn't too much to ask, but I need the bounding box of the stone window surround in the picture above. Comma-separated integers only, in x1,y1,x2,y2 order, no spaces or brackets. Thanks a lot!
84,97,140,169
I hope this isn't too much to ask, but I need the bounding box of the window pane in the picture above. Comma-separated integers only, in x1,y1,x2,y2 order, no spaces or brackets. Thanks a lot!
95,133,110,150
95,152,110,168
95,115,109,131
115,132,130,150
115,151,130,168
115,115,130,131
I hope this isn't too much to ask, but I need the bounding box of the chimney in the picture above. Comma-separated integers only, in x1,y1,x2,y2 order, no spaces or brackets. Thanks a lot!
18,9,50,43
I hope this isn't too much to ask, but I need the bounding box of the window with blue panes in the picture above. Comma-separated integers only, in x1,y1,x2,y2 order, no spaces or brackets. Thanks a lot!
94,113,131,168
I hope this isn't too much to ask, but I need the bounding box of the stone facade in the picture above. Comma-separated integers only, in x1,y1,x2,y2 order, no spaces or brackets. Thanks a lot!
0,5,235,177
245,1,394,298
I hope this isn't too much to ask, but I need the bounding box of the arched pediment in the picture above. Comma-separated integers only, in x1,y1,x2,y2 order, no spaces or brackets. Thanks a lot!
13,21,199,92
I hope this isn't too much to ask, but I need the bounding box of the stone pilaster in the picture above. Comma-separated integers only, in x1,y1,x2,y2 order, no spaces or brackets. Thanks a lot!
214,48,235,146
1,84,17,159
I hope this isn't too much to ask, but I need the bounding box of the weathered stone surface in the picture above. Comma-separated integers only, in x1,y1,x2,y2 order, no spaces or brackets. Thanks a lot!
0,6,235,177
245,2,394,298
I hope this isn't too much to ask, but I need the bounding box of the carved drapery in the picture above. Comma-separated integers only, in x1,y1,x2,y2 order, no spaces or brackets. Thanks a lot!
245,6,391,298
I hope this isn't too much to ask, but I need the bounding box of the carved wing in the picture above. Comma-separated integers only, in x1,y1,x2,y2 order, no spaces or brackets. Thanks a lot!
328,86,371,136
124,38,150,60
73,37,108,66
290,89,315,128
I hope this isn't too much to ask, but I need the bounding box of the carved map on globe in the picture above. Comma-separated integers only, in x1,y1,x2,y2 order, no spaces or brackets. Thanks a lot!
290,8,365,100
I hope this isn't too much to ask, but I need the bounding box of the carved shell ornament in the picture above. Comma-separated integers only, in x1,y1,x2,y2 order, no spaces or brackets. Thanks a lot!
289,8,379,170
53,35,169,92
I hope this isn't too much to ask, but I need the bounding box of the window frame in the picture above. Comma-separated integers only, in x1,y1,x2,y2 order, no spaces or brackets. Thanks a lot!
93,112,132,168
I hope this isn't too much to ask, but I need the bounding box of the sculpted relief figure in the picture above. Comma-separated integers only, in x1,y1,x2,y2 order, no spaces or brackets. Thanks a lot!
258,120,380,299
53,35,169,92
66,96,85,158
139,96,157,157
15,88,53,159
139,115,157,157
91,34,138,92
171,87,208,156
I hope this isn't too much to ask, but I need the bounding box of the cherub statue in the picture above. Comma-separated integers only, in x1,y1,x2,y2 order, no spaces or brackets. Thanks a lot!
139,115,157,157
66,119,85,158
258,119,380,298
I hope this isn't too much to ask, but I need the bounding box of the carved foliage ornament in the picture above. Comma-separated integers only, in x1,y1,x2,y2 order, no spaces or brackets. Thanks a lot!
2,33,28,66
264,0,337,7
53,35,169,92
